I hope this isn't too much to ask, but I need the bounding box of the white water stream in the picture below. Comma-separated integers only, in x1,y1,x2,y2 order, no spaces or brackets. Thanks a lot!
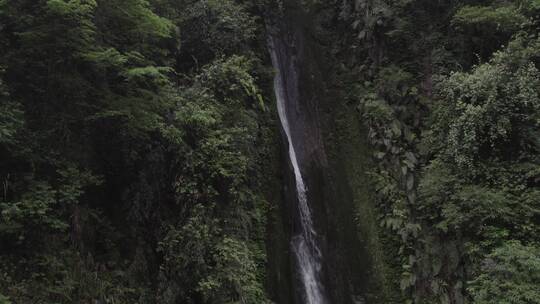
269,36,328,304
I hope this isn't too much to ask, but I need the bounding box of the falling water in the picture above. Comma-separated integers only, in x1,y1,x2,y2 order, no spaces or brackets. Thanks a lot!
269,34,328,304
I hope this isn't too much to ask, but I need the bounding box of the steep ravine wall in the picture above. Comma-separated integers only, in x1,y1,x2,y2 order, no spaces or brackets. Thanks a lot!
265,2,401,303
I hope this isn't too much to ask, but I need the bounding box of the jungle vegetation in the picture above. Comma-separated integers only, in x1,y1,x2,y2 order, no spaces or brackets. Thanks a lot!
0,0,539,303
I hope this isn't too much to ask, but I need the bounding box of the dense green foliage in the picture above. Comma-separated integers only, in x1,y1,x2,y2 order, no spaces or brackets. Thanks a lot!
1,0,273,303
332,0,540,303
1,0,539,303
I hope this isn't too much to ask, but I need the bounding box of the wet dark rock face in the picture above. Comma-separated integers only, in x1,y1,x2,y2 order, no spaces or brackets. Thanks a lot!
266,3,377,304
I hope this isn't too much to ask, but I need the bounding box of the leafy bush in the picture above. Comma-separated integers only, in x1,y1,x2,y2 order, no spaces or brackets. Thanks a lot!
469,241,540,304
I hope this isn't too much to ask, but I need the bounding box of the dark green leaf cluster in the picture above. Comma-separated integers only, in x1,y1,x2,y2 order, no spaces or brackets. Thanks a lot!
333,0,540,302
0,0,273,303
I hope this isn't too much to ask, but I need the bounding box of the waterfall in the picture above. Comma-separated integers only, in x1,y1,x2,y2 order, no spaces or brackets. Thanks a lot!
269,34,328,304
